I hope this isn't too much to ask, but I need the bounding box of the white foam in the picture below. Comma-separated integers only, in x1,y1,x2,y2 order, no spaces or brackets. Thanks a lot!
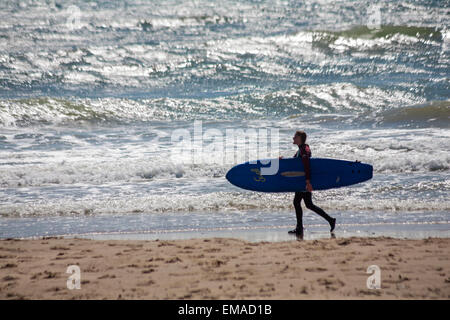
1,185,449,218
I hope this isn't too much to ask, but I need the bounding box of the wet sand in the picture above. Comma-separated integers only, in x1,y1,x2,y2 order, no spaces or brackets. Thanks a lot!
0,236,449,299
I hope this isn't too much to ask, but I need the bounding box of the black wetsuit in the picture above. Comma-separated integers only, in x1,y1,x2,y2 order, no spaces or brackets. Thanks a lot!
293,144,334,230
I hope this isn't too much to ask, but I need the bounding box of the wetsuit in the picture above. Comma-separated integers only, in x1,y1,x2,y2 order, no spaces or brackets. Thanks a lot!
292,144,334,231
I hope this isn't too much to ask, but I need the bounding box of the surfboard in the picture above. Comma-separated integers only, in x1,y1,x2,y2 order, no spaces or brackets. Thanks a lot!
225,158,373,192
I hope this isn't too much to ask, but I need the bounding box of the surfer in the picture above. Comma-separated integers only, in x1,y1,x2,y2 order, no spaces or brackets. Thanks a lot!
284,131,336,236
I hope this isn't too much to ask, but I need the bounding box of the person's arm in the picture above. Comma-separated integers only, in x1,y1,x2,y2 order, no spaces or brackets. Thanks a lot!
301,149,313,192
301,155,311,181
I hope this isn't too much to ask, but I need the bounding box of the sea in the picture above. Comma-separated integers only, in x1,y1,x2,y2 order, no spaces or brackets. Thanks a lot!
0,0,449,241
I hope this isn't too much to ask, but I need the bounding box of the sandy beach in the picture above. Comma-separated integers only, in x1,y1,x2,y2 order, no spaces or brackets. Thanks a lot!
0,236,449,299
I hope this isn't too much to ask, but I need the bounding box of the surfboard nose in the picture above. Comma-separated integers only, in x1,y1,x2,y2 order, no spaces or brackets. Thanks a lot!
225,166,237,183
225,165,248,190
225,169,231,182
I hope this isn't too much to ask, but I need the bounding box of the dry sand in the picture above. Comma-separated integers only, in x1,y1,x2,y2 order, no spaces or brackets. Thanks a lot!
0,236,449,299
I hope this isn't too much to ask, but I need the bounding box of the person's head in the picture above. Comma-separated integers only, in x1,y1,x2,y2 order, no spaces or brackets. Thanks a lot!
293,130,307,146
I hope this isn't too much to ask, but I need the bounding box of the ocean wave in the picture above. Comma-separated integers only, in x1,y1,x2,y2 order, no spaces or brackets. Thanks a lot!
287,99,450,128
1,20,447,97
371,100,450,128
243,83,422,116
328,25,443,42
1,189,449,217
0,147,448,189
0,97,169,126
0,83,425,126
0,156,226,188
137,14,239,31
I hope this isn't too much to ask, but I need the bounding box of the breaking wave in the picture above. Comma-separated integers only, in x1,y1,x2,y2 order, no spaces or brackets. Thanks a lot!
2,84,442,127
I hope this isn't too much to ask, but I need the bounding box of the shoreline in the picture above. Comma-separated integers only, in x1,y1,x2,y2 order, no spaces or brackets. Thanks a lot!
2,220,449,242
73,221,450,242
1,208,449,242
1,235,449,299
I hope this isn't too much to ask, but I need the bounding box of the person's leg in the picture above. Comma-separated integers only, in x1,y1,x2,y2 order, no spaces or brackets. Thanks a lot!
289,192,304,234
303,192,336,232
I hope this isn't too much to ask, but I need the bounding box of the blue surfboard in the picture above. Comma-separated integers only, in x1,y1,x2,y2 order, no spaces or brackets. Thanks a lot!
225,158,373,192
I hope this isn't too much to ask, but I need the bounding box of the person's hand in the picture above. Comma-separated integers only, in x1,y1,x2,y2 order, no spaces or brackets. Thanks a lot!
306,180,313,192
